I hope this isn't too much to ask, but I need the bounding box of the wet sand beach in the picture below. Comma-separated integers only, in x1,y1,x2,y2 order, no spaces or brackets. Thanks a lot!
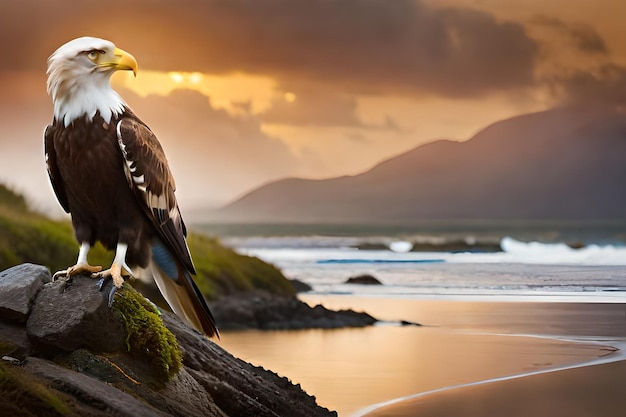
220,297,626,416
364,359,626,417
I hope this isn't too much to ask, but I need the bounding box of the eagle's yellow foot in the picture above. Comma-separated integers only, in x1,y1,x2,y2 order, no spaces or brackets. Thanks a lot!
52,263,103,281
93,263,132,307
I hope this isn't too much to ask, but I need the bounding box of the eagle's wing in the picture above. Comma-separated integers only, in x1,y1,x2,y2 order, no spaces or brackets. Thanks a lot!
116,115,218,337
116,117,194,272
44,125,70,213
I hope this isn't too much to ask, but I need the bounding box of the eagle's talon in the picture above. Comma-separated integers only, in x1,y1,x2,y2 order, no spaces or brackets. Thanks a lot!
52,270,68,281
96,277,107,291
54,263,102,282
94,273,120,306
107,285,118,307
93,263,126,307
68,263,102,276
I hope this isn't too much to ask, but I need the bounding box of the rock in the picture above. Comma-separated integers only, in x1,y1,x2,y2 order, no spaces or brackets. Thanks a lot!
210,291,377,330
0,264,338,416
27,276,181,382
0,321,33,359
345,274,383,285
27,275,127,352
410,240,502,253
162,312,336,417
290,278,313,293
0,263,51,322
22,356,169,417
568,241,586,249
63,349,223,417
351,242,389,250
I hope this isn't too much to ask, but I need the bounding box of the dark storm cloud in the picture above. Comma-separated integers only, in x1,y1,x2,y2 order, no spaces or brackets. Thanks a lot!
185,0,539,96
530,15,608,55
528,15,624,105
552,64,626,106
2,0,538,98
570,25,608,54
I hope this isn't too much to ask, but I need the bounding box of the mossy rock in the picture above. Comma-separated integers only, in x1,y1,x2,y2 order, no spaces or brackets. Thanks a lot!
0,361,76,416
112,283,182,382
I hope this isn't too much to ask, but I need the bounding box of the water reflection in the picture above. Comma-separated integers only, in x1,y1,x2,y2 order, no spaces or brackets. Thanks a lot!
217,324,605,416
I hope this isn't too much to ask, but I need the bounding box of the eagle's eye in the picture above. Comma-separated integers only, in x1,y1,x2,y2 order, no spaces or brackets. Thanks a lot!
86,50,106,61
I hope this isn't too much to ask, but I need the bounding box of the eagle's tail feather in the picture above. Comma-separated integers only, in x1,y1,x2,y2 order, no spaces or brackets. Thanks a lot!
150,244,219,338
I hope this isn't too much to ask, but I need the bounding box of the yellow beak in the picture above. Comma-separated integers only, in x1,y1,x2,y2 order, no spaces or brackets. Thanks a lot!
111,47,138,76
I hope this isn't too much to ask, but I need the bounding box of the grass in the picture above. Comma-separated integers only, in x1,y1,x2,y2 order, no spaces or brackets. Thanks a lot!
0,184,77,273
0,183,294,300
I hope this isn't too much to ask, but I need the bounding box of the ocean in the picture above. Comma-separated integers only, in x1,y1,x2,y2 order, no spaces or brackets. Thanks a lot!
199,221,626,416
200,220,626,301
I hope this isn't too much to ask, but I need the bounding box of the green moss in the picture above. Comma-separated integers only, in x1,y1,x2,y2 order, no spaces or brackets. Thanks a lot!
0,361,75,416
112,283,182,382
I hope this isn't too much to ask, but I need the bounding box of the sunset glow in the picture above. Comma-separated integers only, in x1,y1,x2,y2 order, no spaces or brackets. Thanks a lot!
115,70,279,115
1,0,625,211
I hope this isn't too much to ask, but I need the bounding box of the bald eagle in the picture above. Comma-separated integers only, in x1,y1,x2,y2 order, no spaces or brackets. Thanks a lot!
45,37,218,338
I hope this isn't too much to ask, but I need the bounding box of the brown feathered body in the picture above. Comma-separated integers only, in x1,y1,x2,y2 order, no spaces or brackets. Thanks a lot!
46,111,153,266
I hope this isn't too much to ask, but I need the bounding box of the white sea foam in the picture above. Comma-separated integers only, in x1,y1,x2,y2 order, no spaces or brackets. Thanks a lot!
389,240,413,253
449,237,626,265
233,236,626,300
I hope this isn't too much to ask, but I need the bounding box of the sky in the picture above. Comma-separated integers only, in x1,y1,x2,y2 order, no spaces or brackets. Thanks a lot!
0,0,625,218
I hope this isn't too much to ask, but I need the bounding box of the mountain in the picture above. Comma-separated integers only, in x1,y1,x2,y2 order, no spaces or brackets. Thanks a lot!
212,106,626,223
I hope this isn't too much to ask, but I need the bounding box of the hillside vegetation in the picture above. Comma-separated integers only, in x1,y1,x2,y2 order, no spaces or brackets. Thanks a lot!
0,183,293,299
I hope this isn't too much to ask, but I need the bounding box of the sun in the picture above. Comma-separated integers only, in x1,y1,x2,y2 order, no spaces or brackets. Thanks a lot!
168,72,185,84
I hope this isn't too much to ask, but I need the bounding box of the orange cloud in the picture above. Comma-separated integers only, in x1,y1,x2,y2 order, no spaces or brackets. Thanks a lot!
115,70,278,115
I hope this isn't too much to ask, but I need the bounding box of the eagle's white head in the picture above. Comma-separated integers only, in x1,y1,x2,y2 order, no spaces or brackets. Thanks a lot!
47,37,138,127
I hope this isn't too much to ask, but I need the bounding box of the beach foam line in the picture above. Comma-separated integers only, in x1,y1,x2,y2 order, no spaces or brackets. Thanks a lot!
351,335,626,417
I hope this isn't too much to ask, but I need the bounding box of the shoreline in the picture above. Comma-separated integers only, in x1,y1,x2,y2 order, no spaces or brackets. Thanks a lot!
220,297,626,416
353,335,626,417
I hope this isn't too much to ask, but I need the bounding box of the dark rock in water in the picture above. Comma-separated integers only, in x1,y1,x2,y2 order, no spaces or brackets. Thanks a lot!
27,275,127,352
353,240,503,253
568,241,586,249
210,290,377,330
400,320,422,327
351,242,389,251
0,263,51,322
345,274,383,285
410,240,502,253
290,278,313,293
0,263,338,416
